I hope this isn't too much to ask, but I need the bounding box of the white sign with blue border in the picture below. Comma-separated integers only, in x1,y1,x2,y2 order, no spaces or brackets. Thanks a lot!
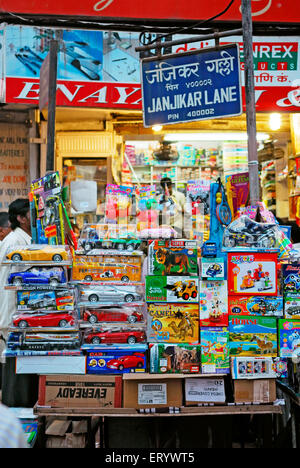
141,43,242,127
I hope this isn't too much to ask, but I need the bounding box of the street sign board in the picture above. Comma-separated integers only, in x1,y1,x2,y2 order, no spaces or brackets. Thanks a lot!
141,44,242,127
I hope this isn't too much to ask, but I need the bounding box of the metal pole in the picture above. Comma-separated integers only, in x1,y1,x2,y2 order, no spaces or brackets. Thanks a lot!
46,40,58,173
241,0,260,205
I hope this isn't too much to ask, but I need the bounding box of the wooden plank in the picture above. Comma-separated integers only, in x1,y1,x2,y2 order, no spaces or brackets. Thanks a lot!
123,373,227,380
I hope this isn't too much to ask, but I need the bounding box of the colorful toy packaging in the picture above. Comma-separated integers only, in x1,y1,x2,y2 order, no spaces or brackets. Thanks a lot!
201,257,225,280
145,276,199,303
228,315,278,357
284,293,300,319
227,251,278,296
186,180,210,243
83,344,147,374
136,185,159,233
147,303,199,343
228,295,283,317
199,280,228,327
225,172,250,220
230,356,288,379
282,264,300,293
149,343,201,374
278,319,300,358
148,239,198,276
105,184,135,225
16,289,75,311
200,327,230,374
78,224,141,253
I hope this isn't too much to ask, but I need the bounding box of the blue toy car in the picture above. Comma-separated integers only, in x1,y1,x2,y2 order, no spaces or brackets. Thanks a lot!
8,266,67,287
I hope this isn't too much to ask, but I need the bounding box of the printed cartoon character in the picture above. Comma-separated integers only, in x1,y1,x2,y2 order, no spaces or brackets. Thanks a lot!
201,341,216,363
209,299,223,322
253,263,265,282
240,270,255,290
258,272,273,291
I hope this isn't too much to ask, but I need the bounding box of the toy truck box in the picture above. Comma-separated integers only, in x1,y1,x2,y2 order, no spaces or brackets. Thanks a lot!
200,280,228,327
16,289,75,311
231,356,288,379
201,257,225,280
82,344,147,374
149,343,201,374
145,276,199,303
147,303,199,344
278,319,300,358
148,239,198,276
284,293,300,319
282,263,300,293
227,251,278,296
229,315,278,357
228,295,283,317
200,327,230,374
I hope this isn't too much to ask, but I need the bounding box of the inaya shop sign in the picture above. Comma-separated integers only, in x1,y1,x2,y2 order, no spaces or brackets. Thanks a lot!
141,44,242,127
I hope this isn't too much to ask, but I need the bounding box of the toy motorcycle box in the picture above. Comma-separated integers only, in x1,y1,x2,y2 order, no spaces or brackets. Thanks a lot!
282,264,300,293
145,276,199,303
228,295,283,317
278,319,300,358
201,257,225,281
227,251,278,296
149,343,201,374
230,356,288,380
284,293,300,319
16,289,75,311
228,315,278,357
82,344,147,374
200,280,228,327
148,239,198,276
147,303,199,344
222,215,278,250
200,327,230,374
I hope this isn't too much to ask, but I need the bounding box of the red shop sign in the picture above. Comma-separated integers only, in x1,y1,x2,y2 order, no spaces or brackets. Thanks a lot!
0,0,299,23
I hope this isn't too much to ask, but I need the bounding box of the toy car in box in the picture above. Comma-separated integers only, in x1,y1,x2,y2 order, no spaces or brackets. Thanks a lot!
278,319,300,358
7,266,67,287
79,284,143,304
228,315,278,357
147,303,199,343
284,293,300,319
82,304,145,325
201,257,224,280
227,251,278,296
228,295,283,317
282,264,300,293
145,276,199,303
148,239,198,276
7,330,81,352
200,280,228,327
17,289,74,311
6,245,70,263
83,325,146,345
12,311,76,329
231,356,288,379
200,327,230,374
149,343,201,374
78,224,141,253
83,344,147,374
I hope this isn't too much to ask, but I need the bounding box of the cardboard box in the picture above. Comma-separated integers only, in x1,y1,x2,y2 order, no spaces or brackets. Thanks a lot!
229,315,278,357
147,303,199,343
16,355,86,374
200,280,228,327
38,374,122,408
148,239,198,276
228,295,283,317
123,374,183,409
185,377,226,405
200,327,230,374
201,257,225,280
83,344,147,374
278,319,300,358
282,263,300,293
233,379,277,403
284,293,300,319
45,419,88,449
227,251,278,296
145,276,199,303
231,357,288,379
149,343,201,374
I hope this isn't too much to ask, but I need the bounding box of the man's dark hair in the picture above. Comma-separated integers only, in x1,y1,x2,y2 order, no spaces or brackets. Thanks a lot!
0,212,9,228
8,199,30,230
160,177,173,188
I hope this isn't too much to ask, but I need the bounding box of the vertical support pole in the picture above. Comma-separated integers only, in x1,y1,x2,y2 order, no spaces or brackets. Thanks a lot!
241,0,260,205
46,40,58,173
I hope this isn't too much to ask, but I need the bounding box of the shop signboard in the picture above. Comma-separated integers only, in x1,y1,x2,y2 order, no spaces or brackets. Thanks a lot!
0,0,299,23
141,44,242,127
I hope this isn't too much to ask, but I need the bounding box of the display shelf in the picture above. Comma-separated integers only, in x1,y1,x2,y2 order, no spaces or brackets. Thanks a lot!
122,372,227,380
5,284,71,291
1,260,72,266
78,301,145,308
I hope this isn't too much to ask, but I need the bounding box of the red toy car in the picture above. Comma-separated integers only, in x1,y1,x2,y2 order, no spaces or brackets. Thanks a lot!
84,328,146,345
106,353,145,370
13,312,75,329
83,306,143,325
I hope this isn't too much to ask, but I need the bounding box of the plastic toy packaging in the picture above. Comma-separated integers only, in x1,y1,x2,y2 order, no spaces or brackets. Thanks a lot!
83,344,148,374
4,244,72,264
77,224,141,254
186,180,210,244
136,185,159,234
81,303,146,325
138,227,178,240
105,184,135,225
16,289,75,311
145,276,199,303
6,264,69,288
149,343,202,374
7,330,81,353
82,324,147,345
11,310,78,330
78,283,145,305
222,215,278,250
72,253,142,283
